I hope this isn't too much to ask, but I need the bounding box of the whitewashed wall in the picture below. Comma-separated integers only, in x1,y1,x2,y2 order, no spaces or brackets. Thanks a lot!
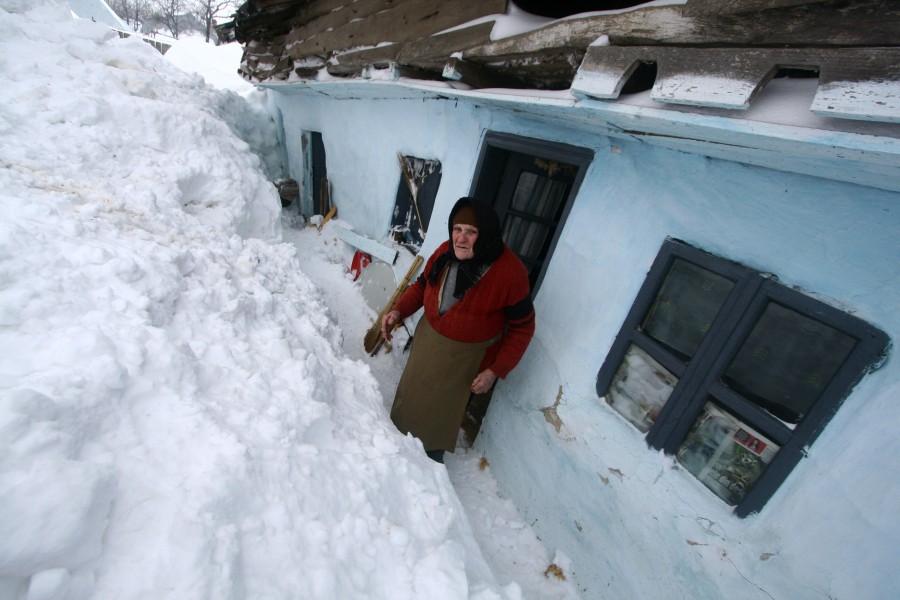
266,83,900,600
269,86,491,252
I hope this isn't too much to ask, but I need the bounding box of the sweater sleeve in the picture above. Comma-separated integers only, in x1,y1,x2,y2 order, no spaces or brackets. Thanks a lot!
487,291,535,378
482,251,535,378
392,272,425,319
392,246,443,319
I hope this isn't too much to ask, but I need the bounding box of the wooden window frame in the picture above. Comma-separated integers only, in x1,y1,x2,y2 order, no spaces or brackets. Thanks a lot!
469,131,593,295
596,238,889,516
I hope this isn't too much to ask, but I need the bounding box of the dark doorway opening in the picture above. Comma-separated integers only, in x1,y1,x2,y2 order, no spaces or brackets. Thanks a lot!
470,132,593,295
463,132,593,442
310,131,328,214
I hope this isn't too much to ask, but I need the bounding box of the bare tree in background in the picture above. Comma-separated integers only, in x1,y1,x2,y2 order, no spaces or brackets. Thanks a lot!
109,0,151,31
111,0,239,40
108,0,127,24
154,0,187,39
194,0,236,44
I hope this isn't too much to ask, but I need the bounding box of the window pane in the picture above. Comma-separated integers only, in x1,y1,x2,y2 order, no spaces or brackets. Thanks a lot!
606,344,678,433
722,302,857,424
641,259,734,361
677,402,779,506
503,214,551,261
510,171,566,220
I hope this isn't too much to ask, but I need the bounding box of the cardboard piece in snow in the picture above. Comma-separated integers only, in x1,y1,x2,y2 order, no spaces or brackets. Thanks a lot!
334,226,398,265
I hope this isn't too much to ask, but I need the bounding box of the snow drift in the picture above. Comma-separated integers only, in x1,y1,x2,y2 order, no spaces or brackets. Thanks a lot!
0,2,515,598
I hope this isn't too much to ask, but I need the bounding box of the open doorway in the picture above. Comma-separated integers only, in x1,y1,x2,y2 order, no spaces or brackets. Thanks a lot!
470,131,593,295
300,130,328,216
464,132,593,441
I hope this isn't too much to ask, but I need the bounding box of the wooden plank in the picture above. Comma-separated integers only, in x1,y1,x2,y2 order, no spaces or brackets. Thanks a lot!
651,48,778,109
317,205,337,231
441,57,523,89
464,1,900,62
284,0,397,47
287,0,506,61
253,0,311,10
812,80,900,123
683,0,832,15
490,49,586,90
398,21,496,64
238,0,900,90
463,7,698,61
334,227,399,265
331,45,400,72
570,47,646,99
331,21,495,73
233,1,308,42
812,48,900,123
241,35,292,80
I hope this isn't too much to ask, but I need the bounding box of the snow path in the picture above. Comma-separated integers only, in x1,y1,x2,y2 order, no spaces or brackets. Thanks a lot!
283,217,579,599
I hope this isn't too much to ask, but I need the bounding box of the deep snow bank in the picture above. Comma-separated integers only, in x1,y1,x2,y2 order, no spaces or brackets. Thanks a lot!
0,2,512,598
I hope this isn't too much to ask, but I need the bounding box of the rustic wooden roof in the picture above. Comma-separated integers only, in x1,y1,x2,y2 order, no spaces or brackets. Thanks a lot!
223,0,900,123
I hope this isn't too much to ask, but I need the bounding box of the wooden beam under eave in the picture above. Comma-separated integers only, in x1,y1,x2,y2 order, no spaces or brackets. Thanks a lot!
487,48,586,90
396,21,496,66
682,0,833,15
247,54,294,81
283,0,397,47
812,48,900,123
331,21,495,75
242,38,289,76
233,0,309,42
464,6,697,62
330,46,402,74
572,45,900,122
441,57,526,89
465,1,900,61
286,0,506,62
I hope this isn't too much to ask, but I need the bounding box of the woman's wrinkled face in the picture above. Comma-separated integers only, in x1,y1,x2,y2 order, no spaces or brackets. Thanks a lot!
452,224,478,260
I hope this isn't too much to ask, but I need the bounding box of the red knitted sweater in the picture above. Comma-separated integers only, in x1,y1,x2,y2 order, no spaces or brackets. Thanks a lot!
393,241,535,379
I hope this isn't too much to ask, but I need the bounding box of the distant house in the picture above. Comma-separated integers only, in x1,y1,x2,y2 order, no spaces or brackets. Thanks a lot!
229,1,899,598
68,0,172,54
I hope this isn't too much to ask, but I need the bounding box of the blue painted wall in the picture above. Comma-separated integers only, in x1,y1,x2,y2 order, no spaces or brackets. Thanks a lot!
268,81,900,599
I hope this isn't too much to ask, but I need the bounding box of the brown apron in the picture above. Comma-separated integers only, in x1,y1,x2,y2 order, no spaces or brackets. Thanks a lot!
390,317,498,452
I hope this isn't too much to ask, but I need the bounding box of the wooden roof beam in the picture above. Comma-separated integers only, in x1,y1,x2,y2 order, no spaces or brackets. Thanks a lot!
441,57,528,89
286,0,506,62
465,0,900,60
571,46,900,122
682,0,833,15
330,21,495,74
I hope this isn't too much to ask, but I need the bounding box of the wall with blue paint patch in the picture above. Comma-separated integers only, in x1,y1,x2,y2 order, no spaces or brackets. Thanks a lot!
268,83,899,600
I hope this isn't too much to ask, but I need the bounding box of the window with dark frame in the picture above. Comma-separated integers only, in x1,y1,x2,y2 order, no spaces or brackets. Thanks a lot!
470,132,593,295
390,155,441,252
596,238,889,517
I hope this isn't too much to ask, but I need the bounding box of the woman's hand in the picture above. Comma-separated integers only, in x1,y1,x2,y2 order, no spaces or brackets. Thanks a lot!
381,310,401,341
471,369,497,395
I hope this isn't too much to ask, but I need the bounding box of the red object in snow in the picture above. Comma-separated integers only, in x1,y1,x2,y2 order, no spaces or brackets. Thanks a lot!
350,250,372,281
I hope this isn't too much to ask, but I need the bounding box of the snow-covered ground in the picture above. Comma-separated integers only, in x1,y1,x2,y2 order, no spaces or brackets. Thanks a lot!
0,2,578,599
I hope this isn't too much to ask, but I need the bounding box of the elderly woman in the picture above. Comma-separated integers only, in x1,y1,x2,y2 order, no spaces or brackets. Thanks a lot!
381,197,536,463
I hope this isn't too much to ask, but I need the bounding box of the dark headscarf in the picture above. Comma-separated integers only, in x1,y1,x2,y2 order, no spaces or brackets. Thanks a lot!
428,197,504,298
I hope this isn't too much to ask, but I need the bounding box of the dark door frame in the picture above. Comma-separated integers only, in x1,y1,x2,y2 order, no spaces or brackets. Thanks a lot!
469,131,593,295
